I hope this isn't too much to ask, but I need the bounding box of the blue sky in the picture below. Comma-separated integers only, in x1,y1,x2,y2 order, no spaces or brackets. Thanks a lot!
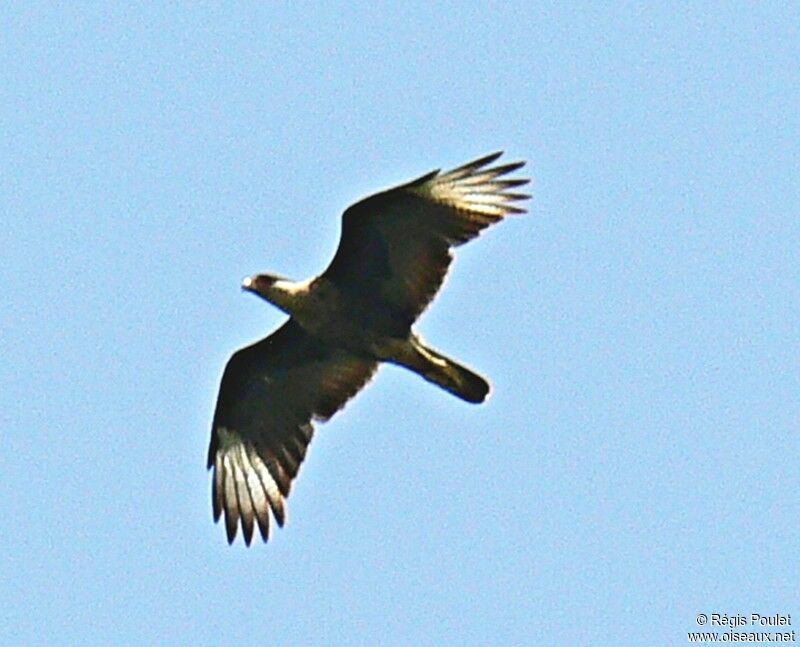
2,3,798,645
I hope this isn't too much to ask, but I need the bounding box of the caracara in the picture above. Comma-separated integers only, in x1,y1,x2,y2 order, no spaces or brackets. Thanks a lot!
209,152,529,544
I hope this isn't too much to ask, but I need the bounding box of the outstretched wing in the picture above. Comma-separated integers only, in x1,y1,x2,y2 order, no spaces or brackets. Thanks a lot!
322,152,530,328
208,319,377,545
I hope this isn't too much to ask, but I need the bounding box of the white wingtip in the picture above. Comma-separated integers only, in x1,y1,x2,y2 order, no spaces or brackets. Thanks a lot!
416,152,530,217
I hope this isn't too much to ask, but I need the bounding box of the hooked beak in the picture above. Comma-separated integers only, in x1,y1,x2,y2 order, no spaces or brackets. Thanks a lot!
241,275,256,293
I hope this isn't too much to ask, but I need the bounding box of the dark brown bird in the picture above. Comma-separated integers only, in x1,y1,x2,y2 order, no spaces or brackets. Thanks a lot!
209,152,529,544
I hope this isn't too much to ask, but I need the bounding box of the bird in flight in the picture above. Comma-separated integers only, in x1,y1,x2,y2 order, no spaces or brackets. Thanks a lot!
208,152,530,545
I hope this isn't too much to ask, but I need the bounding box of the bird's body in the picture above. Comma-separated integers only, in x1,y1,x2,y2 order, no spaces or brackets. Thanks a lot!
209,152,529,545
253,275,400,349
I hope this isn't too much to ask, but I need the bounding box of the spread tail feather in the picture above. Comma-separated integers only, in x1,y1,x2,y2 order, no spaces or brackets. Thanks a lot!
393,336,490,403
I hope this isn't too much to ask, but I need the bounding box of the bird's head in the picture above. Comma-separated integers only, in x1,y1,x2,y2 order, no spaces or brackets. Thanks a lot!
242,272,308,315
242,273,287,298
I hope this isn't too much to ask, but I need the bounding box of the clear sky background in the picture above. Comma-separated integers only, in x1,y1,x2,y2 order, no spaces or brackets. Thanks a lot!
2,4,798,646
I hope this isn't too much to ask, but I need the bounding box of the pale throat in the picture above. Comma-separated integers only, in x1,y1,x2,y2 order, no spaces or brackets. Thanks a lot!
264,277,314,314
